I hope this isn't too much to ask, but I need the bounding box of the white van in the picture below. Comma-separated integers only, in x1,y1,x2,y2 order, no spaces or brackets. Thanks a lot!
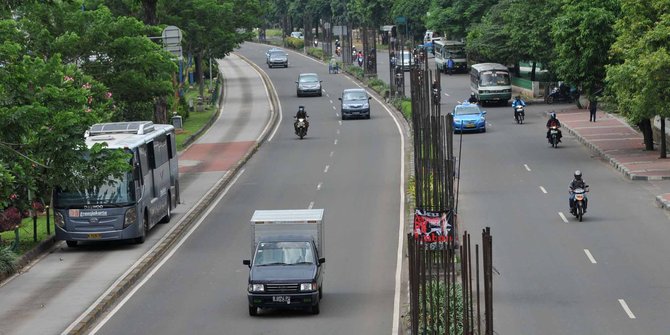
424,30,434,43
290,31,304,39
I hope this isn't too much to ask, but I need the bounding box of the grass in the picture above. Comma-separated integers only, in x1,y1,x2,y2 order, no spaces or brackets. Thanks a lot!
175,84,218,151
0,213,54,255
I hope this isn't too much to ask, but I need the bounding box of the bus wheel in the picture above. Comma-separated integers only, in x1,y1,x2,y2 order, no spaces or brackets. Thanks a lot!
66,240,78,248
134,213,148,244
159,196,171,224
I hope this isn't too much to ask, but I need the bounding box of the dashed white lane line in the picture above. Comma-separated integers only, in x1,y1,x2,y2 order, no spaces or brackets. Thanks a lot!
584,249,597,264
332,106,336,110
329,99,333,104
317,182,323,190
524,164,531,171
618,299,636,319
558,212,569,223
308,201,314,209
539,186,547,194
330,151,334,157
334,139,338,145
444,92,450,97
324,165,329,173
338,120,342,125
336,129,340,135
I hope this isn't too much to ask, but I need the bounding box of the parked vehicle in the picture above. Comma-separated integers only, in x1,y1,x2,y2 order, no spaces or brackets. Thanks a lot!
339,88,371,120
53,122,179,247
570,187,589,222
243,209,325,316
548,125,560,148
545,85,579,104
452,102,487,133
296,73,322,97
514,105,525,124
290,31,304,39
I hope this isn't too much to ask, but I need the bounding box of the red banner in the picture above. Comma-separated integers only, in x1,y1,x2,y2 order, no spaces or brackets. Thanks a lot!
413,209,453,243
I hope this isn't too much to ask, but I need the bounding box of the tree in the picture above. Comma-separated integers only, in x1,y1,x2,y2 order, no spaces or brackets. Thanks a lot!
160,0,261,99
606,0,670,156
426,0,497,40
466,1,513,63
390,0,429,42
0,19,131,231
551,0,619,97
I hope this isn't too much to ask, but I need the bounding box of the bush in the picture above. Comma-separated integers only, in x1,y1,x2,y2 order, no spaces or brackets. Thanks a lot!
285,37,304,50
368,78,388,96
346,65,364,80
307,47,326,61
390,97,412,120
0,247,17,274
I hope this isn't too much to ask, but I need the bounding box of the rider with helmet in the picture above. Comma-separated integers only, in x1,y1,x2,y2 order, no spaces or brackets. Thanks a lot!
569,170,588,214
468,93,479,104
294,106,309,134
546,112,562,142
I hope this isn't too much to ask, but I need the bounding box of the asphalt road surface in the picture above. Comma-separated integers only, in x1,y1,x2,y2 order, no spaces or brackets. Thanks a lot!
90,42,407,334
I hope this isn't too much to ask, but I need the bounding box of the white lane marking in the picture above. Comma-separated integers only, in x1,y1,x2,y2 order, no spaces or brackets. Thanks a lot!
329,151,334,157
308,201,314,209
338,120,342,125
618,299,636,319
539,186,547,194
329,99,333,104
87,170,246,334
584,249,597,264
444,92,450,97
524,164,531,171
317,182,323,190
324,165,329,173
558,212,569,223
332,106,336,110
336,129,340,135
334,139,338,145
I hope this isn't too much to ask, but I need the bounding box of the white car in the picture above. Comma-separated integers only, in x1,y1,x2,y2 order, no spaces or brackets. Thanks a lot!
290,31,304,39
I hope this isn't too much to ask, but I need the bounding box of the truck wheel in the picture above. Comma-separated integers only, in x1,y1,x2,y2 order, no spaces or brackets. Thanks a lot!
310,303,320,315
66,240,78,248
248,306,258,316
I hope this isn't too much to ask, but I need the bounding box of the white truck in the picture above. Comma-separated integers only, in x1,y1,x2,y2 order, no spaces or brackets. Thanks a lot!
242,209,325,316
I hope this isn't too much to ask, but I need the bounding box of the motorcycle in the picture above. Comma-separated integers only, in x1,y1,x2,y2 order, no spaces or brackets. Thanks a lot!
335,46,341,56
294,117,308,139
548,126,560,148
545,86,579,104
570,187,589,222
432,88,440,105
514,105,525,124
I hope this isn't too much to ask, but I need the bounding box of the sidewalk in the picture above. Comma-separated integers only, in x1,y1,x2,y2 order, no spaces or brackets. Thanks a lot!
555,108,670,212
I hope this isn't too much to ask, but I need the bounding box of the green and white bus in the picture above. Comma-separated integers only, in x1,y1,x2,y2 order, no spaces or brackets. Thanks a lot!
54,121,180,247
434,40,467,73
470,63,512,105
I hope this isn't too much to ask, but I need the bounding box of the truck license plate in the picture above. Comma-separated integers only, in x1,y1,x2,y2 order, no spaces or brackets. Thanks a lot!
272,296,291,304
87,233,101,239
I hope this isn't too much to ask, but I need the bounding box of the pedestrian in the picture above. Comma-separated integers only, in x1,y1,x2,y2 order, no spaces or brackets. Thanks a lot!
447,57,454,75
589,97,597,122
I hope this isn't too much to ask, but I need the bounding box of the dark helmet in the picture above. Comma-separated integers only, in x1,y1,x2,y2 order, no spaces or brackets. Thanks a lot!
298,105,305,112
550,112,556,119
574,170,582,180
515,95,522,100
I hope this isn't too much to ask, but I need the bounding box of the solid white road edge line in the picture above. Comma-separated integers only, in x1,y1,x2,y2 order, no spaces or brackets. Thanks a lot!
584,249,597,264
539,186,547,194
558,212,569,223
87,169,246,335
618,299,636,319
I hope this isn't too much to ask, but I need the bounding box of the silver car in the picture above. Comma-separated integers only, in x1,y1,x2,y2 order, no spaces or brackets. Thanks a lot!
339,88,371,120
296,73,322,97
267,50,288,68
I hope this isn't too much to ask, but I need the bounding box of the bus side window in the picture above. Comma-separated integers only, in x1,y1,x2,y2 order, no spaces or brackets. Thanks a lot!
147,140,156,169
138,144,149,176
166,133,176,159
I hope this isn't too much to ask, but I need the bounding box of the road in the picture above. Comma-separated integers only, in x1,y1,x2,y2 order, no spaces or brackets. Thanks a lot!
412,61,670,333
90,42,407,334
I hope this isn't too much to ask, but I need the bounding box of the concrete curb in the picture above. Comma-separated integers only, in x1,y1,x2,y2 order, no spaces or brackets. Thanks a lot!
67,53,281,335
656,194,670,211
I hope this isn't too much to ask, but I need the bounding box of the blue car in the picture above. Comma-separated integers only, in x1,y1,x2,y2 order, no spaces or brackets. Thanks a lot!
452,103,487,133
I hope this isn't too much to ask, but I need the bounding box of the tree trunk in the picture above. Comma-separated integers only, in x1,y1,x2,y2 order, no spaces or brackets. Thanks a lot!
530,61,536,82
195,52,204,99
638,118,655,151
661,117,667,159
154,96,168,124
141,0,158,25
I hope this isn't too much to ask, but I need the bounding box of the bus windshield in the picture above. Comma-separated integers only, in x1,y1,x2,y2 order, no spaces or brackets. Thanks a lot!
54,172,136,208
479,71,510,86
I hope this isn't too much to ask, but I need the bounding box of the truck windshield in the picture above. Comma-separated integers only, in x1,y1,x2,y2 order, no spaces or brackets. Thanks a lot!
54,172,135,208
254,241,315,266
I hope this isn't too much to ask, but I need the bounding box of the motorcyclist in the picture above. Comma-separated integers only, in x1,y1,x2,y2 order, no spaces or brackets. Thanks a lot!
546,112,563,142
468,93,479,104
294,106,309,134
569,170,588,214
431,80,441,104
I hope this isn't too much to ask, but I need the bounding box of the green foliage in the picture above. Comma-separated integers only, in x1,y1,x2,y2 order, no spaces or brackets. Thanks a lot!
418,280,464,334
307,47,326,61
390,0,429,41
285,37,305,50
427,0,498,40
606,0,670,124
390,97,412,120
367,77,388,96
551,0,620,95
346,65,365,80
0,247,17,274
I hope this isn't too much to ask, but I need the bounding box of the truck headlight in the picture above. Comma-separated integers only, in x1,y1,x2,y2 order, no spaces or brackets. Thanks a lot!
55,211,65,228
249,284,265,292
123,207,137,228
300,282,317,292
